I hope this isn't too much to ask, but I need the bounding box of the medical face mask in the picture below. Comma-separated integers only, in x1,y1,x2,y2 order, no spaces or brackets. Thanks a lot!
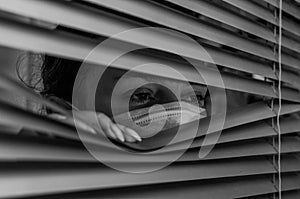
113,101,207,138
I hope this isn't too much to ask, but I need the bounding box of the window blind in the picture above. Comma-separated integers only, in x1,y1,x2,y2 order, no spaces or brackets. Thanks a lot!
0,0,299,198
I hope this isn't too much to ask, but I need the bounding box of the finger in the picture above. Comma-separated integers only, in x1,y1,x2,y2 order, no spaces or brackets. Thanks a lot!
117,124,142,142
124,133,136,143
75,119,97,135
110,123,125,142
96,117,116,139
117,124,137,143
97,113,112,125
104,126,117,140
48,114,67,120
49,114,97,134
94,120,117,140
76,111,118,140
94,113,118,140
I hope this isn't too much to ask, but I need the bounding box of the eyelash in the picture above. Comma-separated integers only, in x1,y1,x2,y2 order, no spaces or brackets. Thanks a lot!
129,88,205,107
182,92,205,106
130,88,157,107
189,95,204,106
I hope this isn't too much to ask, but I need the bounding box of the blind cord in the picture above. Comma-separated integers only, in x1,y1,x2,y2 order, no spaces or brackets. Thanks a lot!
277,0,283,199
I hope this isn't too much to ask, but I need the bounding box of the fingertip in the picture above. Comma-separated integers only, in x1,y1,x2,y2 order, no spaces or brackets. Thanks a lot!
106,128,117,140
76,120,97,135
48,114,67,120
117,124,141,142
124,134,136,143
111,124,125,142
125,127,142,142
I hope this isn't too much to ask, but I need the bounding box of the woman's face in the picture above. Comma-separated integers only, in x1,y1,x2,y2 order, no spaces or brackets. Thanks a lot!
93,68,208,139
95,68,208,117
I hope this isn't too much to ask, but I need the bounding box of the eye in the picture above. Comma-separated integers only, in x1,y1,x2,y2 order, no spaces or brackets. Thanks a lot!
130,88,157,107
182,91,205,107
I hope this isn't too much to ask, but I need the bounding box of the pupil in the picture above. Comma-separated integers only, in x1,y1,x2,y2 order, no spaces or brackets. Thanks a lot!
139,93,149,100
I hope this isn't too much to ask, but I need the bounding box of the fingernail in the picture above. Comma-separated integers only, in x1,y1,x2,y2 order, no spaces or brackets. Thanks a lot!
78,121,97,134
56,115,67,120
107,129,117,139
49,114,67,120
124,134,136,143
111,124,125,142
84,126,97,135
126,128,142,142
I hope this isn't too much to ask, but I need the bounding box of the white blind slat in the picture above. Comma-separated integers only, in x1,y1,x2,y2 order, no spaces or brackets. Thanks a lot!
163,0,300,54
223,0,300,38
167,116,300,152
264,0,300,20
2,17,300,101
0,158,299,199
86,0,300,69
0,0,299,198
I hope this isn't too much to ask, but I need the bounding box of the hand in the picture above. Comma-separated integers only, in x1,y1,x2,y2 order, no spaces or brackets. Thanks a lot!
48,111,142,143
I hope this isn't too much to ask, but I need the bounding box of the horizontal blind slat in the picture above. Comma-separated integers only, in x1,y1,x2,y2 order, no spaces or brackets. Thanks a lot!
243,190,300,199
54,175,300,199
0,158,284,198
223,0,300,38
1,99,300,161
0,100,110,147
264,0,300,20
0,0,280,80
86,0,300,69
0,1,298,199
1,1,300,91
2,128,299,162
0,157,299,198
182,138,300,161
153,102,300,148
163,0,300,54
224,0,276,24
0,175,274,199
2,17,300,101
2,90,299,151
167,116,300,152
0,75,70,116
164,0,275,42
0,101,271,151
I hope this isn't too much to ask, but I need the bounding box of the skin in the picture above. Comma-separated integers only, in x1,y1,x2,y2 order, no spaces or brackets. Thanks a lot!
51,68,208,143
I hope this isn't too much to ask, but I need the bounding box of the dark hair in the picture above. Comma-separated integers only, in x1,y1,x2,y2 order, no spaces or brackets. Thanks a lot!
17,54,81,112
40,55,81,103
